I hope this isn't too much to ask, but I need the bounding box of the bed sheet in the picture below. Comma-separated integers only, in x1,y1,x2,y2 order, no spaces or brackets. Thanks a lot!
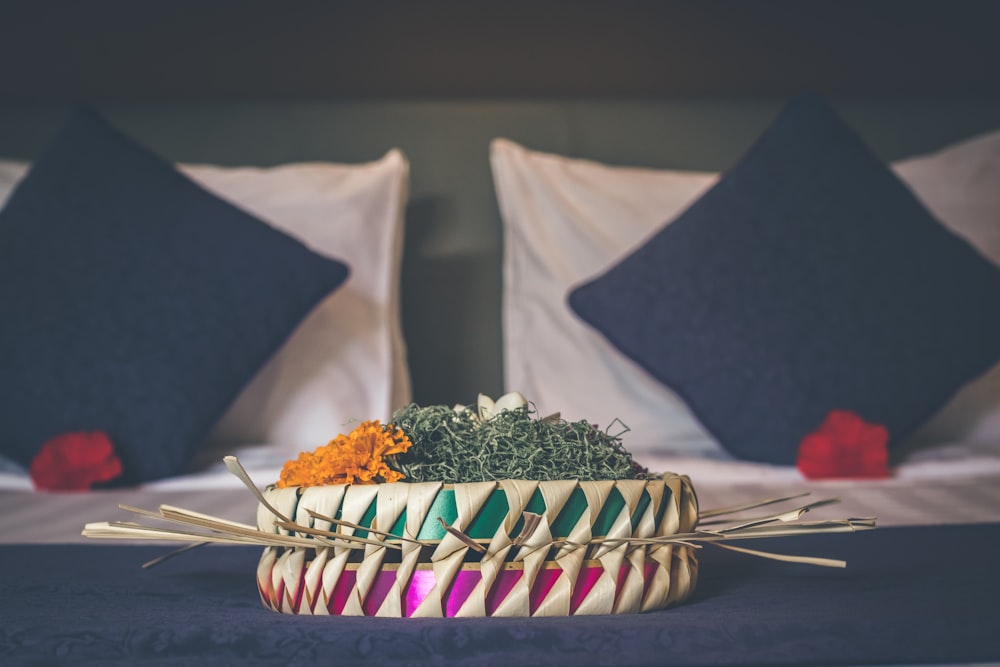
1,440,999,544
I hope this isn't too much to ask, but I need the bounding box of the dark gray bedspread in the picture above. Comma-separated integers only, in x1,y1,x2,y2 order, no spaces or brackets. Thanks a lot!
1,524,998,666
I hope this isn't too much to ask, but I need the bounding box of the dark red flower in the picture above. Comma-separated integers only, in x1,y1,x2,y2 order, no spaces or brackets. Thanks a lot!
30,431,124,492
796,410,890,480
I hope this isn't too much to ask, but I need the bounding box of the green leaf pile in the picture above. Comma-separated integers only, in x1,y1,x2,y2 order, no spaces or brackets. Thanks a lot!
387,402,642,483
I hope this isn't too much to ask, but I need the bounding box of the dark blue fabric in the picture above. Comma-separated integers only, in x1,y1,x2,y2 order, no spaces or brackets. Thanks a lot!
0,524,998,666
569,93,1000,464
0,108,350,484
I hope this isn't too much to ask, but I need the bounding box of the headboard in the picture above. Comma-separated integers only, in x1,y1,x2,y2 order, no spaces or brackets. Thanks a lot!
1,1,998,407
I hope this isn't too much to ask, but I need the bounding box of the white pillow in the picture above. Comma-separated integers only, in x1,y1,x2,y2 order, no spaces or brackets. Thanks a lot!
892,132,1000,447
490,131,1000,459
0,150,411,462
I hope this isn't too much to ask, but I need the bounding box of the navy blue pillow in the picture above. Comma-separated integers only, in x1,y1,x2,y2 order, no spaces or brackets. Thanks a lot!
0,107,350,484
568,94,1000,464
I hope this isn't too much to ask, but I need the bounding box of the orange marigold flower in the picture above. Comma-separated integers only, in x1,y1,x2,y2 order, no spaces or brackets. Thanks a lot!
277,420,412,488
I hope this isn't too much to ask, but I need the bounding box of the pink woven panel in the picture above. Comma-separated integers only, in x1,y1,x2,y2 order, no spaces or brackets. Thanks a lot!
257,555,696,618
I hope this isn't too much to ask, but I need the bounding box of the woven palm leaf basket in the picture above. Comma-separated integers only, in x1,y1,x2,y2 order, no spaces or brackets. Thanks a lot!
256,474,699,617
84,392,873,618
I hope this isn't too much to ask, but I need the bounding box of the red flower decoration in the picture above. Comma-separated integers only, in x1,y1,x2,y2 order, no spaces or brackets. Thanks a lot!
30,431,124,492
796,410,890,480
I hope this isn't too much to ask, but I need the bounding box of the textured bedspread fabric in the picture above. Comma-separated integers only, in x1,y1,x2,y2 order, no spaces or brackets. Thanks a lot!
1,525,998,666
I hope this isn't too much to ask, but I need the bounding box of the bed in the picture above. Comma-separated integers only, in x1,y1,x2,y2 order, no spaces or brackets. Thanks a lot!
2,2,1000,666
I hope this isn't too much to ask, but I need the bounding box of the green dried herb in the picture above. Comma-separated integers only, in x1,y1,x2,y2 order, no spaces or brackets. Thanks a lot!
387,401,643,483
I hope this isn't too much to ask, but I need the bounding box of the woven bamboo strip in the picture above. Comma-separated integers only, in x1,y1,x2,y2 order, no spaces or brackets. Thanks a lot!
82,457,873,618
256,476,698,617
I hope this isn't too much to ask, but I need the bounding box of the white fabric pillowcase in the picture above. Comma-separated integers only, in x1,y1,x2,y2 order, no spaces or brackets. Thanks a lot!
891,132,1000,448
490,131,1000,460
0,150,411,464
491,139,720,458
